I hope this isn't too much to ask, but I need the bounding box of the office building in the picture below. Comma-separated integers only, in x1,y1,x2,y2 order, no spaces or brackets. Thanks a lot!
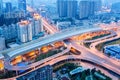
79,0,95,19
5,2,12,12
17,20,33,43
17,65,53,80
18,0,27,12
57,0,77,18
0,0,3,15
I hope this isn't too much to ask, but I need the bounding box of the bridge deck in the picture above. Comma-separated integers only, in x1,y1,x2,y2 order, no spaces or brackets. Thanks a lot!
7,27,101,59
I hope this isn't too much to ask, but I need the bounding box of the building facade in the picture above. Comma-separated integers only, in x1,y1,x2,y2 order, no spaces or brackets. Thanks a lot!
57,0,67,17
18,0,27,12
67,0,77,18
91,0,102,12
33,14,43,36
79,0,95,19
5,2,12,13
0,0,3,15
17,20,33,43
0,24,17,41
57,0,77,18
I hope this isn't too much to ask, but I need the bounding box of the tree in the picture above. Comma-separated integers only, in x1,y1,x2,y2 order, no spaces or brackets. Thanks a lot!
81,71,86,80
107,52,111,57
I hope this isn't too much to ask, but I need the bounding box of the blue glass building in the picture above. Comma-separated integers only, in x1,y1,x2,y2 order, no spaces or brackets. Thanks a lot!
18,0,27,12
57,0,78,18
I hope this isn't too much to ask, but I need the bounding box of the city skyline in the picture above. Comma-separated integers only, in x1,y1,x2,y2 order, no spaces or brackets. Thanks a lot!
1,0,120,9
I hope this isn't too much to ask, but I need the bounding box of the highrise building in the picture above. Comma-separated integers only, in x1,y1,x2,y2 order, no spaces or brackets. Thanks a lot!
57,0,78,18
18,0,27,12
17,20,33,43
79,0,95,19
0,0,3,15
33,14,43,36
27,21,33,41
96,0,102,11
16,65,53,80
92,0,102,12
67,0,77,18
5,2,12,13
57,0,67,17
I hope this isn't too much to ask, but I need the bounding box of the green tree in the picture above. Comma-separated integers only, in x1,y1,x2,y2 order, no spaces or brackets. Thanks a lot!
81,71,86,80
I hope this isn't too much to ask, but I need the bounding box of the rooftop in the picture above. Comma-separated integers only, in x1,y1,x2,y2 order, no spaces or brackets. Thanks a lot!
106,45,120,53
70,67,86,75
19,20,29,25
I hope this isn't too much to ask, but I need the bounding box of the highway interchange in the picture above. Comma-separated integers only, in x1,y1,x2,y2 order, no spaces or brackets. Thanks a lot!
0,9,120,79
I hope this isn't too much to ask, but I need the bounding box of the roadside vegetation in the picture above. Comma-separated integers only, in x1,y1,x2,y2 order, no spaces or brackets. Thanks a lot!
96,38,120,51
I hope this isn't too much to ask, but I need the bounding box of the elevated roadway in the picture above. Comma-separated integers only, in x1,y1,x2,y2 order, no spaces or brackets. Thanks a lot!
71,42,120,75
5,54,120,80
6,27,101,59
83,30,117,43
42,17,58,34
90,30,120,52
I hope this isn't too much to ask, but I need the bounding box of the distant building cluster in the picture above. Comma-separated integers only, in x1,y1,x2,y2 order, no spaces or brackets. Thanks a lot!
0,0,27,26
16,65,53,80
17,15,43,43
55,0,102,31
0,14,43,51
0,24,17,41
57,0,102,19
0,0,44,51
57,0,77,18
0,0,27,15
